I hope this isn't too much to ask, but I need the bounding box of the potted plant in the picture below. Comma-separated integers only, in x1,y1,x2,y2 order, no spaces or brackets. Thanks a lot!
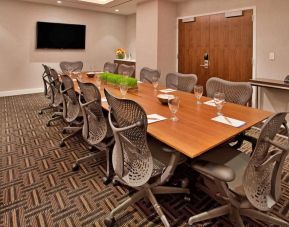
115,48,125,59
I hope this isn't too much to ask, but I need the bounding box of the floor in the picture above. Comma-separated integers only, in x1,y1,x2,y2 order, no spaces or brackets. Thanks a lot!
0,93,288,227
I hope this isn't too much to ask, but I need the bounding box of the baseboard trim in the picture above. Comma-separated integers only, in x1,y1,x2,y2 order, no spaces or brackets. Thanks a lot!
0,88,43,97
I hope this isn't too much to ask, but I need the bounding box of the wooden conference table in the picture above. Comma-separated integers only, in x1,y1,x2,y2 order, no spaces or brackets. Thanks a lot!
71,73,271,159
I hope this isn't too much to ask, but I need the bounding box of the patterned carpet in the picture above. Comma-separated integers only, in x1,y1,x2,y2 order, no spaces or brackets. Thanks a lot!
0,93,288,227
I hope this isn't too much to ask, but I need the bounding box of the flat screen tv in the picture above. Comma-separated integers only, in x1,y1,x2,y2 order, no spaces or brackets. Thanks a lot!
36,22,86,49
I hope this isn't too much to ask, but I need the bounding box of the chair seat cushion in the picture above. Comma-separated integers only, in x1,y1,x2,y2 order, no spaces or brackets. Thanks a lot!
196,145,250,196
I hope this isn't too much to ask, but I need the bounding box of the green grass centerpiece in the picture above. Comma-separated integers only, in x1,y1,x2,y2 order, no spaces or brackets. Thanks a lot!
100,72,138,88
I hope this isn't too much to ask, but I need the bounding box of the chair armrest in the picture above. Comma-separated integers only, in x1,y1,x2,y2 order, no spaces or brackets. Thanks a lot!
108,108,143,132
265,137,289,152
191,160,235,182
162,147,176,153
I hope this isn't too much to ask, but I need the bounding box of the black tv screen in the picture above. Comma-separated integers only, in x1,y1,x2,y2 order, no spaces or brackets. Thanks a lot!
36,22,86,49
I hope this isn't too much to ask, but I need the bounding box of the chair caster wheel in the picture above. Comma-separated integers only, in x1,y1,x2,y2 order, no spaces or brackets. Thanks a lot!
72,164,80,171
38,111,43,115
59,141,65,147
181,177,190,188
46,122,51,127
184,195,191,202
112,179,119,186
104,217,116,227
103,176,112,185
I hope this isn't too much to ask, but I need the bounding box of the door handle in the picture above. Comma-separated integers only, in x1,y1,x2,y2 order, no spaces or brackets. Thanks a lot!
200,60,209,69
200,64,209,68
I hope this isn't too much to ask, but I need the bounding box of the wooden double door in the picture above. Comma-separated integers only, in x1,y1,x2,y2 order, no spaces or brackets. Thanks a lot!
178,10,253,89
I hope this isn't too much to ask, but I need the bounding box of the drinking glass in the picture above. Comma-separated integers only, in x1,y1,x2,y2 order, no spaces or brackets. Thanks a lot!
123,71,129,78
213,92,225,116
119,82,128,98
152,76,159,90
168,96,180,122
194,85,203,104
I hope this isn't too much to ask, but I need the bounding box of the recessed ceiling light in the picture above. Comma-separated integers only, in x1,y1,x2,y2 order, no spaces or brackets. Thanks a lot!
115,9,119,12
79,0,114,4
57,0,62,3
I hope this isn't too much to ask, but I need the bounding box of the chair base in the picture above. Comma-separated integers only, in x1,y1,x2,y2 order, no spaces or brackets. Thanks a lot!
46,112,62,126
59,126,82,147
187,204,289,227
72,148,114,184
105,186,190,227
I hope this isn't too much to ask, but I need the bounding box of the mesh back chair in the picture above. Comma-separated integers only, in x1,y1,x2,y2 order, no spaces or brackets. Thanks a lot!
206,77,253,105
58,75,83,147
73,81,114,183
45,68,64,127
103,62,118,73
140,67,160,83
188,112,289,226
39,64,53,114
166,73,198,93
104,89,190,227
117,64,135,77
60,61,83,73
206,77,254,149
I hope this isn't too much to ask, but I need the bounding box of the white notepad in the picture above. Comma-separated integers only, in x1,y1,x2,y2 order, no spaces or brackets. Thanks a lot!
147,114,167,124
204,100,216,107
159,88,176,93
212,116,246,128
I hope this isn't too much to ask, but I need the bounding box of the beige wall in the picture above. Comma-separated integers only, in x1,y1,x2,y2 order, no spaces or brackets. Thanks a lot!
157,0,177,85
136,0,159,78
177,0,289,114
125,14,136,59
136,0,177,83
0,0,126,94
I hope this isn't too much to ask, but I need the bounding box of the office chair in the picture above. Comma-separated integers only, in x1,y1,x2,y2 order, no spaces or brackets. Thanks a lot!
72,81,114,184
103,62,118,73
43,68,63,127
206,77,254,149
59,74,82,147
104,89,190,227
140,67,160,83
39,64,54,114
206,77,253,105
60,61,83,73
166,73,198,93
188,112,289,227
117,64,135,77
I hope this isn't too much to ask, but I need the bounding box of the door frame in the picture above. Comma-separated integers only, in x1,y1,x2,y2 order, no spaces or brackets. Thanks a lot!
176,6,257,105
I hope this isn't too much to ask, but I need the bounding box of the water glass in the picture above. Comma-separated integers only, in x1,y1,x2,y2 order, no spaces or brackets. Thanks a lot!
123,71,129,78
152,76,159,90
213,92,225,116
194,85,203,104
168,96,180,122
119,82,128,98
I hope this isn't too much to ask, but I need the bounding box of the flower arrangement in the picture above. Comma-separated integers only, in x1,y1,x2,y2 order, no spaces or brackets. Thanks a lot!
100,72,137,88
115,48,125,59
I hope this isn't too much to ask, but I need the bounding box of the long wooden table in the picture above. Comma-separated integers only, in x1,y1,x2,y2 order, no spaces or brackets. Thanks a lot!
72,73,272,159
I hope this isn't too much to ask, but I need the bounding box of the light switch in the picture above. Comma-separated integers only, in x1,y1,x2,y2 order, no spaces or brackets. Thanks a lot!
269,52,275,61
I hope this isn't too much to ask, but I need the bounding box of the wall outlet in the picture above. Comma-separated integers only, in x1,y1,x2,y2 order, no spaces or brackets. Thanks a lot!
269,52,275,61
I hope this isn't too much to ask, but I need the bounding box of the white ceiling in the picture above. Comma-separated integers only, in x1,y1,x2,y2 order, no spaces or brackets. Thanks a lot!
14,0,186,15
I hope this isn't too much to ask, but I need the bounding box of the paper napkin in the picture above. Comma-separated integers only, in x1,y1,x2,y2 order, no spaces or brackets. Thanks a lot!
212,116,246,128
204,100,216,107
147,114,167,124
159,88,177,93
